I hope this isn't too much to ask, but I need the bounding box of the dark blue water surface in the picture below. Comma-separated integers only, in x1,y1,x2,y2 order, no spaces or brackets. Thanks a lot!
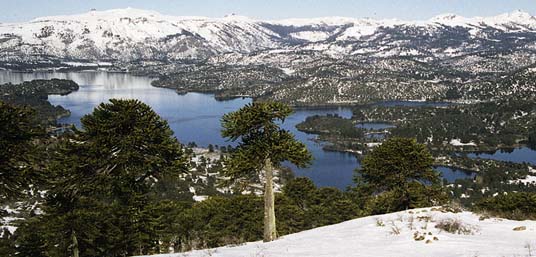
0,71,357,188
2,71,532,188
467,147,536,165
435,166,476,183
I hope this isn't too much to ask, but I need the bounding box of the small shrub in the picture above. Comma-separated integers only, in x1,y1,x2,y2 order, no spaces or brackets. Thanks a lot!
513,226,526,231
390,222,401,235
435,219,475,235
413,232,425,241
417,215,433,222
376,218,385,227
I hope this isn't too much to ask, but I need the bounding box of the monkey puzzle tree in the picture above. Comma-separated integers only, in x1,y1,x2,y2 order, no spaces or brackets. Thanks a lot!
0,101,43,200
221,102,312,242
30,99,189,256
355,137,446,213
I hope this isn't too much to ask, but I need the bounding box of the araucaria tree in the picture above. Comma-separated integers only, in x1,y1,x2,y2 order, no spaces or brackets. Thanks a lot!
355,137,447,213
0,101,43,200
221,102,312,242
30,99,189,256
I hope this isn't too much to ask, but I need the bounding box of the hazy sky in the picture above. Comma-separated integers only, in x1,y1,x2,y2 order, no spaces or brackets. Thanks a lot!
1,0,535,22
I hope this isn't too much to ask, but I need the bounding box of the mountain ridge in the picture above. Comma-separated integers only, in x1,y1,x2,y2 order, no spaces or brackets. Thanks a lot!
1,8,536,64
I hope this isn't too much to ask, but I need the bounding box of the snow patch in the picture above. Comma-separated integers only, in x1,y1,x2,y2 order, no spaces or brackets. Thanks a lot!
450,139,477,146
139,207,536,257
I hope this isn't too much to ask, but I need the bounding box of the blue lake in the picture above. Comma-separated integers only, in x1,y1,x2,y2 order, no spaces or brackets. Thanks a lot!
1,71,533,189
467,147,536,165
435,166,476,183
0,71,357,188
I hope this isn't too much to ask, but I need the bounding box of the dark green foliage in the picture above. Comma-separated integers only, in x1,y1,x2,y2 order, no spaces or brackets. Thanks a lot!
0,101,43,200
12,216,49,257
296,114,364,138
356,99,536,149
0,79,78,125
529,128,536,149
173,178,360,250
475,192,536,220
188,195,263,248
355,137,447,213
279,177,361,233
15,99,190,256
446,156,536,207
221,102,312,181
0,229,16,257
221,101,312,241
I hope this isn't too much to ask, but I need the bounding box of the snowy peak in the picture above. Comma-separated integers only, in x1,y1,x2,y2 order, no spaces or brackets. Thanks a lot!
430,13,468,24
222,13,255,21
430,10,536,28
32,7,164,22
497,9,534,21
1,8,536,62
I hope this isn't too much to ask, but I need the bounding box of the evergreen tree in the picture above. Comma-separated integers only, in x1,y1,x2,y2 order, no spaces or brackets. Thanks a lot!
354,137,446,213
221,102,312,242
21,99,190,256
0,101,43,200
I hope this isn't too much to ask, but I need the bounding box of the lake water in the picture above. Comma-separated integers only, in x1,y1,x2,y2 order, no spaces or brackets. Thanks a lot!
467,147,536,165
2,71,532,189
435,166,476,183
0,71,358,188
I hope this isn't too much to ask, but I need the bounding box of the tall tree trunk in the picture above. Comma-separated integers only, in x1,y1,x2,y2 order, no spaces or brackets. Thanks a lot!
263,158,277,242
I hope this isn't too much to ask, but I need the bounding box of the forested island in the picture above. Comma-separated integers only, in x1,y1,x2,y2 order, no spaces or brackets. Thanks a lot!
0,79,78,125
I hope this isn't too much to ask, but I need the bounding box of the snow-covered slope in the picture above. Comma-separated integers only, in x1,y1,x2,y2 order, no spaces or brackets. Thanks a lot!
0,8,280,61
140,207,536,257
1,8,536,63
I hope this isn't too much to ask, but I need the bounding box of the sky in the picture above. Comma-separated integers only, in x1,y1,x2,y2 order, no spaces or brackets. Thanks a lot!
0,0,535,22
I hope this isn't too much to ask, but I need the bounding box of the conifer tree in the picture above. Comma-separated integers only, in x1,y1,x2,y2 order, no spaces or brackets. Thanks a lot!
355,137,446,213
37,99,189,256
221,102,312,242
0,101,43,200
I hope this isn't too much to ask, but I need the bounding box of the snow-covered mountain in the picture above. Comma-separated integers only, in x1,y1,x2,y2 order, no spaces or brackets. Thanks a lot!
138,207,536,257
1,8,536,63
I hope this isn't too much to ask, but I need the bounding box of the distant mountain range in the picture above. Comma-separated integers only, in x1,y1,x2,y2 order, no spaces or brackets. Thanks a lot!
1,8,536,64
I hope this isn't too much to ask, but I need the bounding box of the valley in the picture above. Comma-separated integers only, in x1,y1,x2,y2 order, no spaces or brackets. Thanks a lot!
1,7,536,257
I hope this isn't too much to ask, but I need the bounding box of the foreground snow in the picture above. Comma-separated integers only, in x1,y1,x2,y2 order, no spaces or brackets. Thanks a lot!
140,207,536,257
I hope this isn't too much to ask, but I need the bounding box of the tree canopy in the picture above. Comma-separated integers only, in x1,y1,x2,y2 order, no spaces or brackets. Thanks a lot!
221,101,312,242
355,137,446,213
18,99,190,256
0,101,43,200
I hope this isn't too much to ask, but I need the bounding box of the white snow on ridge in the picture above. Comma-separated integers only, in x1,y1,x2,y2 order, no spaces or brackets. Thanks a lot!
450,139,477,147
430,10,536,30
289,31,330,42
139,207,536,257
510,166,536,185
1,8,536,61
